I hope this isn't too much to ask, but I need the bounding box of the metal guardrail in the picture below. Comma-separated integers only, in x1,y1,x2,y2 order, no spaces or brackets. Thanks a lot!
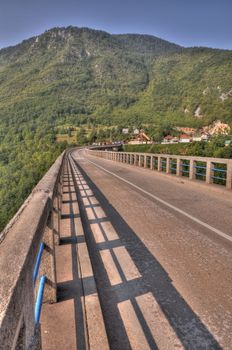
33,242,45,285
34,276,46,325
0,151,66,350
33,242,46,326
88,150,232,189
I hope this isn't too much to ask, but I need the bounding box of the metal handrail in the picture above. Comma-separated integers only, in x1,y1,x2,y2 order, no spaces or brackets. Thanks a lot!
34,275,46,324
33,242,45,284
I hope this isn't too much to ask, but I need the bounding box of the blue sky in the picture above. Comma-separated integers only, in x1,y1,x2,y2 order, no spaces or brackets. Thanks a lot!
0,0,231,49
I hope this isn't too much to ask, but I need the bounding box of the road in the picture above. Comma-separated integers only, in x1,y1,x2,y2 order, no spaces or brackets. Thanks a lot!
70,148,232,350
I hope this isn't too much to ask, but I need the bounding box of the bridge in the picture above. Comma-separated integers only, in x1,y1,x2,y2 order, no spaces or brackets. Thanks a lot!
1,148,232,349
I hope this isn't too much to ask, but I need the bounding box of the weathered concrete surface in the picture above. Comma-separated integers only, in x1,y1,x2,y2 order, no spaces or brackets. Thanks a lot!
0,191,49,350
0,152,65,350
70,148,232,350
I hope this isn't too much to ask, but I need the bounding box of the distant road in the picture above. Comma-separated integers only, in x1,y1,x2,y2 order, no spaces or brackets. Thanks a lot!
71,148,232,349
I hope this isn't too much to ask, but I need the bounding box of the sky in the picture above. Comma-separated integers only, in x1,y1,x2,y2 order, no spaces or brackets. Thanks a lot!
0,0,231,50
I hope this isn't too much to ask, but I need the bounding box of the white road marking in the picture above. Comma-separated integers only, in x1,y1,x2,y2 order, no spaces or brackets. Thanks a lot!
75,153,232,244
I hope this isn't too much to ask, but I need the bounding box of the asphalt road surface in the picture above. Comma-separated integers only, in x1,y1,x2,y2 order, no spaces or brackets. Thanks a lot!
70,149,232,350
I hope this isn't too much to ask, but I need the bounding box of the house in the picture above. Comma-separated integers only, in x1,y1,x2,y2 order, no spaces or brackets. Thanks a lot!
133,128,139,135
128,132,151,145
225,140,231,147
179,134,192,143
122,128,129,134
161,135,179,144
162,135,173,143
192,136,202,142
201,133,210,141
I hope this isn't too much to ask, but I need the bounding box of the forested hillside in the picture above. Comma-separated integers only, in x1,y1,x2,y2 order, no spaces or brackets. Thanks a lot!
0,26,232,230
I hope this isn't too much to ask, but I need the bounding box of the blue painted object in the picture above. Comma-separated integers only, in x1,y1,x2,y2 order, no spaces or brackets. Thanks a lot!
195,172,206,177
212,167,227,172
211,176,226,181
33,242,44,284
194,165,206,170
35,275,46,324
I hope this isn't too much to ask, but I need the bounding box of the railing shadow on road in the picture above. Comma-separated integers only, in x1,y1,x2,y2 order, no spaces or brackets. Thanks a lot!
72,159,223,350
56,169,87,350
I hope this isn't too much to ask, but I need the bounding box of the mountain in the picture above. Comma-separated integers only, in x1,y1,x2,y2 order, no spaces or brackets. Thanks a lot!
0,26,232,231
0,27,182,126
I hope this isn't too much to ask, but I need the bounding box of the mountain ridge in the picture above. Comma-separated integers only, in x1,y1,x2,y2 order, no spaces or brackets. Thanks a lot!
0,26,182,53
1,26,232,53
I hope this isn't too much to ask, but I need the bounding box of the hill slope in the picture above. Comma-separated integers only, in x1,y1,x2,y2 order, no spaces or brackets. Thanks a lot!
0,26,232,230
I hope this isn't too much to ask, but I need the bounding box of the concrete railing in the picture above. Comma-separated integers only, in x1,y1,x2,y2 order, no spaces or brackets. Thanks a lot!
88,150,232,190
0,151,66,350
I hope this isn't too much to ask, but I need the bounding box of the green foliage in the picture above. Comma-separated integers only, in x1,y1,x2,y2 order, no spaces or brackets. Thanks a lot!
0,117,67,231
0,26,232,230
124,137,232,158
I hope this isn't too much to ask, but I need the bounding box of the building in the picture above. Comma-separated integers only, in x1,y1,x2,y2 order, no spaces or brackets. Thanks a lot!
192,136,202,142
201,133,210,141
133,128,139,135
128,132,151,145
225,140,231,147
161,135,179,144
122,128,129,134
179,134,192,143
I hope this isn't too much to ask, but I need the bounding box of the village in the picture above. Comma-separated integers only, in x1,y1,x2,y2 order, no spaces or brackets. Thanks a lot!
120,120,232,146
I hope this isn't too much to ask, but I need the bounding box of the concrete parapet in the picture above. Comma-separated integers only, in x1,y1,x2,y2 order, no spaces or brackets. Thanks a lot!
88,150,232,191
0,151,66,349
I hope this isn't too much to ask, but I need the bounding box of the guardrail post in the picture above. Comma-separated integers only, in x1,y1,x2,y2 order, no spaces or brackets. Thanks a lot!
144,155,147,168
166,157,170,174
150,156,153,170
157,156,161,172
39,210,57,304
25,268,42,350
226,160,232,189
127,154,129,164
53,192,60,246
176,158,181,176
206,160,213,184
189,159,196,180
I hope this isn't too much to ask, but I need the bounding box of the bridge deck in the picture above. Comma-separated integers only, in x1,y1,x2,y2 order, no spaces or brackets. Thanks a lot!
68,148,232,350
40,148,232,349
